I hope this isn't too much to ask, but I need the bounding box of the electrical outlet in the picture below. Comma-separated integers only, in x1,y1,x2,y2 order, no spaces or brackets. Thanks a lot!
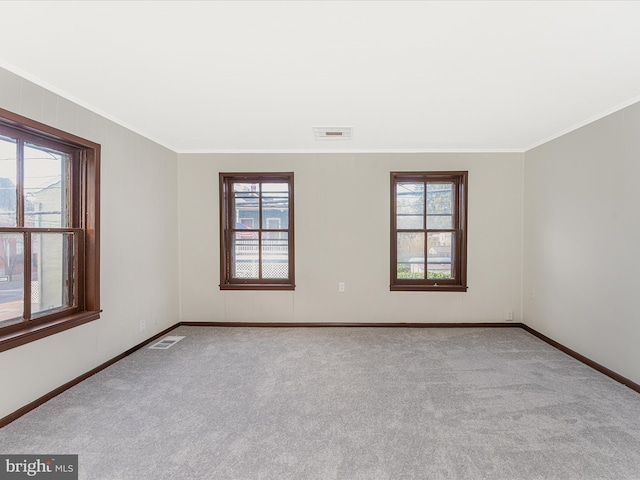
140,318,146,332
505,310,514,321
338,282,345,293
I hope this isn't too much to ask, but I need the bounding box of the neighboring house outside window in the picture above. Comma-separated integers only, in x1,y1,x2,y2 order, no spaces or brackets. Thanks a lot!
0,108,100,352
391,171,468,292
219,172,294,290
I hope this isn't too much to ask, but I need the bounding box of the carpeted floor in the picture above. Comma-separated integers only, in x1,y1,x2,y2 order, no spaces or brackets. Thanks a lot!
2,326,640,479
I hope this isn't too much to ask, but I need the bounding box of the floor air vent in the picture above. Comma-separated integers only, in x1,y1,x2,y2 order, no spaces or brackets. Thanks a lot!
149,336,185,350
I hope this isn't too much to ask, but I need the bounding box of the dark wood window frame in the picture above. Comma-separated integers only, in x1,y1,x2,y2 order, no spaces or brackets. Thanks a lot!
219,172,295,290
391,171,468,292
0,108,100,352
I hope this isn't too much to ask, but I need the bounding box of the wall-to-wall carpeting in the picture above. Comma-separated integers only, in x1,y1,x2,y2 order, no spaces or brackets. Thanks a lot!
1,326,639,479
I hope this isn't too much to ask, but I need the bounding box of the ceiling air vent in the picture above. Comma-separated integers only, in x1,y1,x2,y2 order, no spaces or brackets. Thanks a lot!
313,126,353,140
149,336,185,350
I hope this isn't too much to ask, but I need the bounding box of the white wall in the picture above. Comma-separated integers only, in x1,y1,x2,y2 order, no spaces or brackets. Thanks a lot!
523,101,640,385
0,67,179,419
178,152,523,324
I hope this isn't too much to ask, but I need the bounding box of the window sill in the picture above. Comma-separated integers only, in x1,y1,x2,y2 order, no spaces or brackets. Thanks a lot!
0,310,101,353
220,284,295,291
390,284,468,292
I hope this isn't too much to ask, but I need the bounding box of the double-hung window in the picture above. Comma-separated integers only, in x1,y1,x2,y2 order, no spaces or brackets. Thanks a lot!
0,108,100,352
219,172,294,290
391,171,468,291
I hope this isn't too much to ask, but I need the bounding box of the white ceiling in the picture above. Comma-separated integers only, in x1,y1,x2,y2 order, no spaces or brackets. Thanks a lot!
1,1,640,153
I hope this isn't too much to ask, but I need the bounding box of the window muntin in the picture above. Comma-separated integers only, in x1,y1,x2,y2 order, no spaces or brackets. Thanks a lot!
220,173,294,290
391,171,467,292
0,108,100,352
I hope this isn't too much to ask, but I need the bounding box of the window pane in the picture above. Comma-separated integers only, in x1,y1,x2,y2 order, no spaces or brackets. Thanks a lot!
427,232,453,279
24,142,69,228
233,183,260,193
397,215,423,229
0,135,17,227
427,215,452,229
427,182,454,229
262,185,289,230
0,233,24,325
262,233,288,278
232,233,259,279
31,232,75,317
265,218,281,232
233,192,259,229
396,182,424,215
397,232,424,279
